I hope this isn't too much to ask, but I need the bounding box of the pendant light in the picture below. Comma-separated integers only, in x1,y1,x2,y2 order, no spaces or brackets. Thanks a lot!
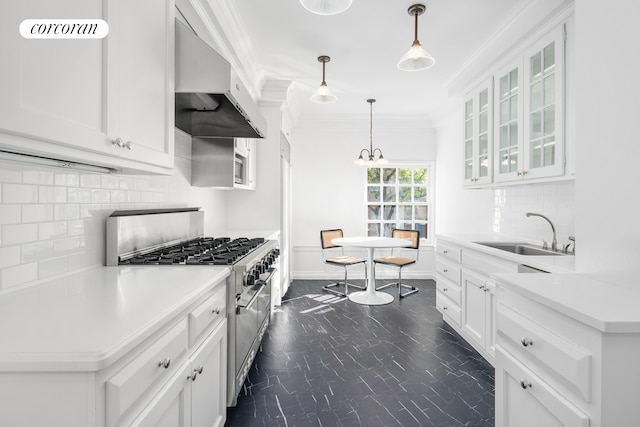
299,0,352,15
397,3,435,71
355,99,388,165
310,55,337,104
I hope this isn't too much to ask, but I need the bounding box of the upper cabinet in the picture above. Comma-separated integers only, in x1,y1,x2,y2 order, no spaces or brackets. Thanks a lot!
463,79,493,186
0,0,175,175
464,23,568,187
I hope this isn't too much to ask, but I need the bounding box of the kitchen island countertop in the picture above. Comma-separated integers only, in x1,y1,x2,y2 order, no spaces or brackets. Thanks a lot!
0,265,230,371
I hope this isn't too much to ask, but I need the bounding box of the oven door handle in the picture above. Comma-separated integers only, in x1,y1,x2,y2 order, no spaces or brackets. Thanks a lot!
236,268,276,315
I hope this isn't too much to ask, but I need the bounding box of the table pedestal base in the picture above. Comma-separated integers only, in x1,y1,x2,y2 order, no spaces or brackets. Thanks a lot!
348,290,393,305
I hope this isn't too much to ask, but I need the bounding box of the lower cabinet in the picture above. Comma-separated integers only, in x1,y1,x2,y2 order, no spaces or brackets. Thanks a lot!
132,319,227,427
461,271,497,360
495,346,589,427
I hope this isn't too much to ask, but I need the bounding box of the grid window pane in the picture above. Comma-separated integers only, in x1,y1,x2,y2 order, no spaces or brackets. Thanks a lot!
543,42,555,71
367,168,380,183
399,186,412,202
367,186,380,202
382,168,396,183
383,186,396,202
366,167,430,240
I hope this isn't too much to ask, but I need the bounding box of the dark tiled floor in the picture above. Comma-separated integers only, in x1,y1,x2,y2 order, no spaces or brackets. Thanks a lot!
226,279,495,427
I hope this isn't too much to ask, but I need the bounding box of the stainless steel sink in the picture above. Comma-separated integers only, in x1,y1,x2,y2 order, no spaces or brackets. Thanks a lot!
473,241,569,256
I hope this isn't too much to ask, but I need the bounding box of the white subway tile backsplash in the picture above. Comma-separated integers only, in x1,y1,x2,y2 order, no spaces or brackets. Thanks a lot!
38,256,69,279
2,224,38,245
80,174,101,188
23,169,54,185
22,204,53,223
0,246,20,269
0,262,37,290
54,204,80,221
0,162,22,183
22,241,54,263
39,186,67,203
67,188,91,203
0,135,224,291
0,205,21,225
38,222,68,240
2,184,38,203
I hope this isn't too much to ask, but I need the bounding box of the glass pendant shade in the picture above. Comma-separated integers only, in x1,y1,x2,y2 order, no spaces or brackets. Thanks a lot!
310,82,337,103
398,4,435,72
397,41,435,71
299,0,352,15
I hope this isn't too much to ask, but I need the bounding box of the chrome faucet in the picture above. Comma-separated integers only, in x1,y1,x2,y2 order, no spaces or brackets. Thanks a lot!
526,212,557,251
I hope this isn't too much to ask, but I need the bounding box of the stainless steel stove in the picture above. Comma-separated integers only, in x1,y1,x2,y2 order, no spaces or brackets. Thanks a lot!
106,208,278,406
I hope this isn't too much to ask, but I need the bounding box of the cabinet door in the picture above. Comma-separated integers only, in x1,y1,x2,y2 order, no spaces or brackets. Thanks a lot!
493,60,524,183
485,281,497,359
130,361,191,427
523,26,565,180
105,0,174,170
0,0,174,174
463,79,493,187
462,271,487,348
190,319,227,427
495,347,589,427
0,1,113,155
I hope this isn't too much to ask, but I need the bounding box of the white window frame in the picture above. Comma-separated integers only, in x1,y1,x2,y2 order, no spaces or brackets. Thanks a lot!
364,163,435,245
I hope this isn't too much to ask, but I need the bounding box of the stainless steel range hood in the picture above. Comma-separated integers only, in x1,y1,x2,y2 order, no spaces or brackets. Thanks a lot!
175,20,266,139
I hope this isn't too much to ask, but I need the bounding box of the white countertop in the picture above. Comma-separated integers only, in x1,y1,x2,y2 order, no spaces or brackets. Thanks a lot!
436,233,575,273
0,265,230,372
492,272,640,333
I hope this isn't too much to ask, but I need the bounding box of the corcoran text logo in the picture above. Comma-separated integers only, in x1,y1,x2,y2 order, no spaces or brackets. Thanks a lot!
19,19,109,39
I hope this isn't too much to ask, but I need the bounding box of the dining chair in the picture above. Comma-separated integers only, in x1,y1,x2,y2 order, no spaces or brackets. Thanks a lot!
374,229,419,298
320,229,367,297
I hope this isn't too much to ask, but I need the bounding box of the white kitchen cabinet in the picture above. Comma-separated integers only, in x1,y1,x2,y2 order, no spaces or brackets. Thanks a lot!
494,274,640,427
493,25,566,183
463,79,493,187
495,347,589,427
462,271,496,358
0,0,174,175
436,238,517,365
132,319,227,427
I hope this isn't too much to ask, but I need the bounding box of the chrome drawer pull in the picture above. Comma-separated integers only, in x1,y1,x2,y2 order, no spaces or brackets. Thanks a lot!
196,366,204,375
442,306,448,311
158,358,171,369
212,307,221,315
520,379,532,389
443,268,448,273
443,249,448,254
521,337,534,347
187,370,198,381
443,288,448,292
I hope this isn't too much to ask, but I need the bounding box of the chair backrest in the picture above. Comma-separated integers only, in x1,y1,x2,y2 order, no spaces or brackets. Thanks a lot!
392,229,420,250
320,229,344,250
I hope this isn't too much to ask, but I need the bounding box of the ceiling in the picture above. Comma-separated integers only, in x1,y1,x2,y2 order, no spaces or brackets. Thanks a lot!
228,0,530,122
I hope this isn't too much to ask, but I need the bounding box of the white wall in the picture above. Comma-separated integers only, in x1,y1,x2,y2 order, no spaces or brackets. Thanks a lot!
0,130,227,291
290,116,437,279
574,0,640,287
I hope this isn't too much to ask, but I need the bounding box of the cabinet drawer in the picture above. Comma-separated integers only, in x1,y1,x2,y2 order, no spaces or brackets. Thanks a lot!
436,278,461,306
189,285,226,347
106,320,188,427
436,259,461,287
497,304,592,402
496,346,589,427
436,291,461,327
436,241,461,264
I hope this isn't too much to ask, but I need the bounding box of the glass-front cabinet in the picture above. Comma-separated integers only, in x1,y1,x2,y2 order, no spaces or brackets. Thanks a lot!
465,23,567,187
463,79,493,186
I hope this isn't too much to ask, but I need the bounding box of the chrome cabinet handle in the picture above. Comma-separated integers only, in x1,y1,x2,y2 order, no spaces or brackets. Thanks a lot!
196,366,204,375
479,284,485,290
521,337,533,347
212,307,221,315
443,249,448,254
158,358,171,369
443,268,448,273
520,379,532,389
443,288,448,292
112,137,124,147
124,140,133,150
187,371,198,381
442,306,448,311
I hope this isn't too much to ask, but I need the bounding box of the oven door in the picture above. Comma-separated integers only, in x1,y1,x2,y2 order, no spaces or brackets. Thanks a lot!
235,284,261,374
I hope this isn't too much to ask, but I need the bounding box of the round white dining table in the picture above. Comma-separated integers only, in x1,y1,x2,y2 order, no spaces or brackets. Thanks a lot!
332,236,411,305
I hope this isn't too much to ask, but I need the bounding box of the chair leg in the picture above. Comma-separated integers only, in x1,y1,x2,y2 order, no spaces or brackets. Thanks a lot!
398,268,418,298
322,264,366,297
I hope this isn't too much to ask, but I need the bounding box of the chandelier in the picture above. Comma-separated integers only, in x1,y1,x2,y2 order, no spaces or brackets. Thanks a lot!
355,99,388,165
